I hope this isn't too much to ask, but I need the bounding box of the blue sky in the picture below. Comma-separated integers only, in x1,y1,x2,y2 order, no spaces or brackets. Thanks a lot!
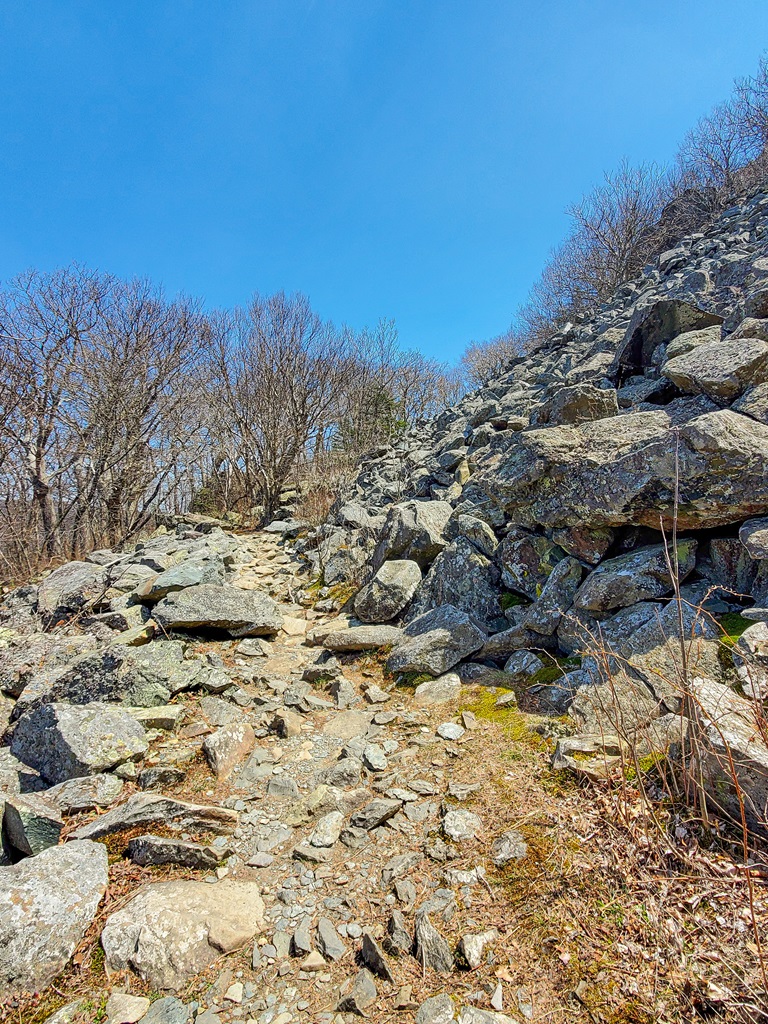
1,1,766,361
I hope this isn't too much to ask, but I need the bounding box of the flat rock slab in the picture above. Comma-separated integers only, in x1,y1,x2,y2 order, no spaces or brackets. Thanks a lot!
127,834,227,869
414,673,461,705
11,702,148,784
322,710,373,739
153,584,283,637
101,879,265,990
323,625,403,651
203,722,255,777
69,793,237,840
3,793,63,856
0,840,108,992
44,773,124,814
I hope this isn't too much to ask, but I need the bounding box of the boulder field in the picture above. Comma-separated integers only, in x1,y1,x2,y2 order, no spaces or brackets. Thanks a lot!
1,190,768,1020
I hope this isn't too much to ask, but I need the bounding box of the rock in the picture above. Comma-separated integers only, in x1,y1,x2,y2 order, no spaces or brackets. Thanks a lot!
319,757,363,788
44,773,124,814
690,676,768,836
69,793,237,840
457,1009,517,1024
662,337,768,401
317,917,348,961
573,541,697,612
351,798,402,830
733,621,768,698
385,908,413,954
372,500,453,570
387,605,486,676
533,382,618,426
443,808,482,841
414,672,462,704
101,879,265,990
308,810,344,847
414,912,454,972
381,851,423,885
407,537,502,631
271,708,303,737
0,632,98,699
37,561,105,618
491,829,528,867
739,517,768,559
733,381,768,423
453,514,498,556
322,625,404,651
354,560,422,623
139,997,189,1024
476,409,768,532
11,702,148,784
0,840,108,992
336,967,378,1014
3,793,63,856
138,559,225,601
127,834,227,869
363,742,388,771
12,641,197,716
322,709,373,739
105,993,151,1024
524,556,582,634
361,930,395,981
203,722,255,777
301,950,326,972
498,529,565,600
137,766,185,790
153,584,282,637
665,324,722,359
437,722,465,740
551,525,614,565
502,650,543,683
417,993,456,1024
459,927,499,969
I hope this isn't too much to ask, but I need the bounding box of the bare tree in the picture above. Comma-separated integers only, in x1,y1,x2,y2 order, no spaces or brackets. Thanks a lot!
460,330,523,388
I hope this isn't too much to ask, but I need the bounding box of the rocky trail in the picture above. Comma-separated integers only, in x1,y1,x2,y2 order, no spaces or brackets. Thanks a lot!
4,188,768,1024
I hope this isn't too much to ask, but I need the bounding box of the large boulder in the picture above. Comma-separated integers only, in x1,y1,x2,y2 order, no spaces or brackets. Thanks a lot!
136,558,226,601
690,676,768,837
386,605,486,676
153,584,282,637
371,500,453,570
11,703,148,784
497,529,566,600
573,541,697,613
0,633,98,698
407,537,502,631
0,840,108,992
12,640,199,717
531,383,618,426
476,409,768,531
354,560,422,623
101,880,265,990
37,561,106,619
662,337,768,402
524,556,582,635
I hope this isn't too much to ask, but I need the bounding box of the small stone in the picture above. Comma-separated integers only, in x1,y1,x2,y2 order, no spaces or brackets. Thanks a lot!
140,996,189,1024
309,811,344,848
364,685,390,704
458,928,499,969
361,930,395,982
491,829,528,867
105,992,151,1024
416,993,455,1024
443,809,482,842
247,852,274,868
225,982,244,1003
414,912,454,972
437,722,465,741
362,743,388,772
336,968,378,1014
301,951,326,972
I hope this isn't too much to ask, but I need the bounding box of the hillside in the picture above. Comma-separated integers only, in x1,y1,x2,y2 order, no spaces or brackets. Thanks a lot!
1,189,768,1023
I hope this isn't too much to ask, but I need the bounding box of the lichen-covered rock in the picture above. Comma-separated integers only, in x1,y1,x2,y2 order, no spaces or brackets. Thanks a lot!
662,337,768,401
573,541,697,612
387,605,486,676
37,561,106,619
11,702,148,784
153,584,282,637
407,536,502,630
524,555,583,634
0,840,108,992
323,625,404,651
3,793,63,856
354,560,422,623
101,879,265,990
371,500,453,570
202,722,255,777
498,529,566,600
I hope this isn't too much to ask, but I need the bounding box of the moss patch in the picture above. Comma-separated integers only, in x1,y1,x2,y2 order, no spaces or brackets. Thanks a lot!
500,591,530,611
717,611,753,646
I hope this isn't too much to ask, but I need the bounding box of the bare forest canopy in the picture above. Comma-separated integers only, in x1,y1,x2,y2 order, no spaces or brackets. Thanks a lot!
2,55,768,583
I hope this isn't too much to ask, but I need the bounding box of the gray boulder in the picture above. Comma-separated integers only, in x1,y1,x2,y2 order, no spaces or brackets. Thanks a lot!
11,703,148,784
37,561,106,618
498,529,566,600
0,840,108,992
372,500,453,570
524,555,582,634
202,722,255,777
532,383,618,426
137,558,225,601
407,537,502,631
322,625,403,651
739,517,768,559
733,621,768,699
3,793,63,856
101,879,265,990
69,792,237,840
662,337,768,401
387,605,486,676
44,773,124,815
126,834,227,869
573,541,697,613
476,410,768,532
153,584,282,637
733,381,768,423
354,560,422,623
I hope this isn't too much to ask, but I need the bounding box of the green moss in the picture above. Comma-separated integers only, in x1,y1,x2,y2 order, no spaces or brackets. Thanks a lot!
717,611,752,647
500,591,530,611
462,689,543,746
396,671,432,689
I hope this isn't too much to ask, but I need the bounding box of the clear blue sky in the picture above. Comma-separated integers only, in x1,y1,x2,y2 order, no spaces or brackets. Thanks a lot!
1,1,766,361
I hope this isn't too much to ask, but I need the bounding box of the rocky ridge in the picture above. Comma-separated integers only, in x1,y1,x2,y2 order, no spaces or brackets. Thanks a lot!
0,189,768,1022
